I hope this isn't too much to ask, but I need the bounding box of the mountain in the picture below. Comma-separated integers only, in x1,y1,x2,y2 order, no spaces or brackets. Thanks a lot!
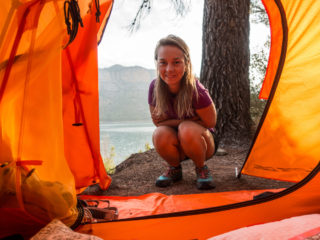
99,65,156,122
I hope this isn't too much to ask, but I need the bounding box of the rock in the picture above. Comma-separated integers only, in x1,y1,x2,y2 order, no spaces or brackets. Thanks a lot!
215,148,228,156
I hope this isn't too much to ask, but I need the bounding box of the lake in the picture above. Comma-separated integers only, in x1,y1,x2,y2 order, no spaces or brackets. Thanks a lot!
100,121,156,165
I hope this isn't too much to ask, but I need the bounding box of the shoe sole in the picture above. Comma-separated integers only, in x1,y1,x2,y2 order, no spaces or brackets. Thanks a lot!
196,182,215,190
155,177,182,188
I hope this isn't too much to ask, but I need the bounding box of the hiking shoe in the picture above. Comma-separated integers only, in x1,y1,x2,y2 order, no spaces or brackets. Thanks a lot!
195,165,215,190
155,165,182,187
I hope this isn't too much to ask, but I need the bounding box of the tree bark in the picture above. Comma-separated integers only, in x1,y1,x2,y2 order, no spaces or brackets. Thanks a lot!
200,0,252,142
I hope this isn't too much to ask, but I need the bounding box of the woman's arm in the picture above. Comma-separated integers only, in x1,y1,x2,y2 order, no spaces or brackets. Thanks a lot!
149,105,182,127
194,103,217,129
149,104,216,128
157,119,183,127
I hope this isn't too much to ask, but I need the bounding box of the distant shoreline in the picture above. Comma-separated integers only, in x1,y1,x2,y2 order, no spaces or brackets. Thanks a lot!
100,119,153,124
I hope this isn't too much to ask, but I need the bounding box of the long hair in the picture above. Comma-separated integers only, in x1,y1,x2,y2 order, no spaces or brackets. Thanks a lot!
153,35,197,119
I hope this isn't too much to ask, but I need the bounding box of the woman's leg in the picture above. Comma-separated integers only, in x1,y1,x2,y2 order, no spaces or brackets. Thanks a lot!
178,121,215,168
178,121,215,190
153,126,185,187
152,126,185,167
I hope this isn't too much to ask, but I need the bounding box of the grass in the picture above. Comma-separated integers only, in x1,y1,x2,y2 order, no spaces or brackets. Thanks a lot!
102,146,116,174
102,143,152,174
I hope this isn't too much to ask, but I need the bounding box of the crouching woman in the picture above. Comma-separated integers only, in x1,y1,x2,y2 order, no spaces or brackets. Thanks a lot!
148,35,218,190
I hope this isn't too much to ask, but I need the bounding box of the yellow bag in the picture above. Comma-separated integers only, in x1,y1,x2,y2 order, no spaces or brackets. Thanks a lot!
0,161,78,226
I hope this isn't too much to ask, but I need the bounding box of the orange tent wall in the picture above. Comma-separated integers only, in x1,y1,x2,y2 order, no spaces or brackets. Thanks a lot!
241,0,320,182
0,0,113,238
0,1,71,183
258,0,284,99
0,1,77,237
62,0,113,190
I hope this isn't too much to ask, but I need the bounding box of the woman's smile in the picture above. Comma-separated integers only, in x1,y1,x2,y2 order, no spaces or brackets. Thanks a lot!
166,74,178,78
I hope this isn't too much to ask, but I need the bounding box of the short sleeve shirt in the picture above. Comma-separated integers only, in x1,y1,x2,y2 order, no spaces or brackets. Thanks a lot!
148,79,213,119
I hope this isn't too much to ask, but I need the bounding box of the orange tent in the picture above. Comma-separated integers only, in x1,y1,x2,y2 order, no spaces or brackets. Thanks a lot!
0,0,113,238
1,0,320,239
241,0,320,182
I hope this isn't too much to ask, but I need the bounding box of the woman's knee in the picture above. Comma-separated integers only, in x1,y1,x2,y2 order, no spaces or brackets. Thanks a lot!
153,126,178,148
178,121,201,143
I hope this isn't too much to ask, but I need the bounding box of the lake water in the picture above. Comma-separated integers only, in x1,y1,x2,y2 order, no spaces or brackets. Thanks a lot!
100,121,156,165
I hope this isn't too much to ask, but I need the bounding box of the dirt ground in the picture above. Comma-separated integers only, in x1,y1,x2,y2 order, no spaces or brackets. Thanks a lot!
82,140,294,196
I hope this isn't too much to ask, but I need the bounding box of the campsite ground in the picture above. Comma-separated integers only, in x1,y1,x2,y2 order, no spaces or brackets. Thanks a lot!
82,139,294,196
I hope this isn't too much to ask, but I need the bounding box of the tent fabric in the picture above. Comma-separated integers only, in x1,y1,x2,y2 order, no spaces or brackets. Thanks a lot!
77,164,320,239
2,0,320,239
79,189,283,219
258,0,285,100
62,0,113,190
0,1,77,237
208,214,320,240
74,0,320,238
241,0,320,182
0,0,113,238
290,226,320,240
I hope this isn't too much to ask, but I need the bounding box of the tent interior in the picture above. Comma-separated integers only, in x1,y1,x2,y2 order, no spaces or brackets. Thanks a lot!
0,0,320,239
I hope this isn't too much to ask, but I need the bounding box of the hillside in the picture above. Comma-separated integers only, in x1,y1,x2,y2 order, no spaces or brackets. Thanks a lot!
99,65,156,122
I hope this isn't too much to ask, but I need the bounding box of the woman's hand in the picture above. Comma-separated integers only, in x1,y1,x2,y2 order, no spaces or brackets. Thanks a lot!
149,105,183,127
150,105,166,125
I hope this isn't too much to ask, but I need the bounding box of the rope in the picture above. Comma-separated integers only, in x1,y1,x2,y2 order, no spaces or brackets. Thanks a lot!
63,0,83,48
95,0,101,23
70,200,85,230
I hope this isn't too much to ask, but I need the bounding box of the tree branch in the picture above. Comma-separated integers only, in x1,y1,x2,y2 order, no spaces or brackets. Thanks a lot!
128,0,190,32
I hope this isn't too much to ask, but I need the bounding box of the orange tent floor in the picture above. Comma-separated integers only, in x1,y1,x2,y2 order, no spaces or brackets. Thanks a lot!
78,189,283,219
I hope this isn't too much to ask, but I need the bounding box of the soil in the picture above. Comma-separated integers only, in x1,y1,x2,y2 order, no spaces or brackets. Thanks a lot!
82,140,294,196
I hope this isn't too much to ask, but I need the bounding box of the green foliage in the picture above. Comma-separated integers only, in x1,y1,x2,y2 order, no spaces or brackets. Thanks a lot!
102,146,116,174
250,87,267,124
250,0,269,25
249,0,270,124
145,142,151,151
138,142,152,153
249,40,269,124
129,0,190,32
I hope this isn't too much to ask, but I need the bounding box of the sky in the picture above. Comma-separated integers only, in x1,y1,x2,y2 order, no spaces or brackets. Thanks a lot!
98,0,269,76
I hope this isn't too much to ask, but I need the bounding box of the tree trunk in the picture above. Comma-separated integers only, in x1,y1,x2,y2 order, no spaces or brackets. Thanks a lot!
200,0,252,143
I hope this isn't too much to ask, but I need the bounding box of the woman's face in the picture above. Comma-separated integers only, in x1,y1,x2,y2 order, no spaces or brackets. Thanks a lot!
157,45,186,92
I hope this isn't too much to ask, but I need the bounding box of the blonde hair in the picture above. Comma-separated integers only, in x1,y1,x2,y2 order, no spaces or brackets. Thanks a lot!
153,35,197,119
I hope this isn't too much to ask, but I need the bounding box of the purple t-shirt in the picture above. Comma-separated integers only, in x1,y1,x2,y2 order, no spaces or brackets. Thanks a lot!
148,79,213,119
